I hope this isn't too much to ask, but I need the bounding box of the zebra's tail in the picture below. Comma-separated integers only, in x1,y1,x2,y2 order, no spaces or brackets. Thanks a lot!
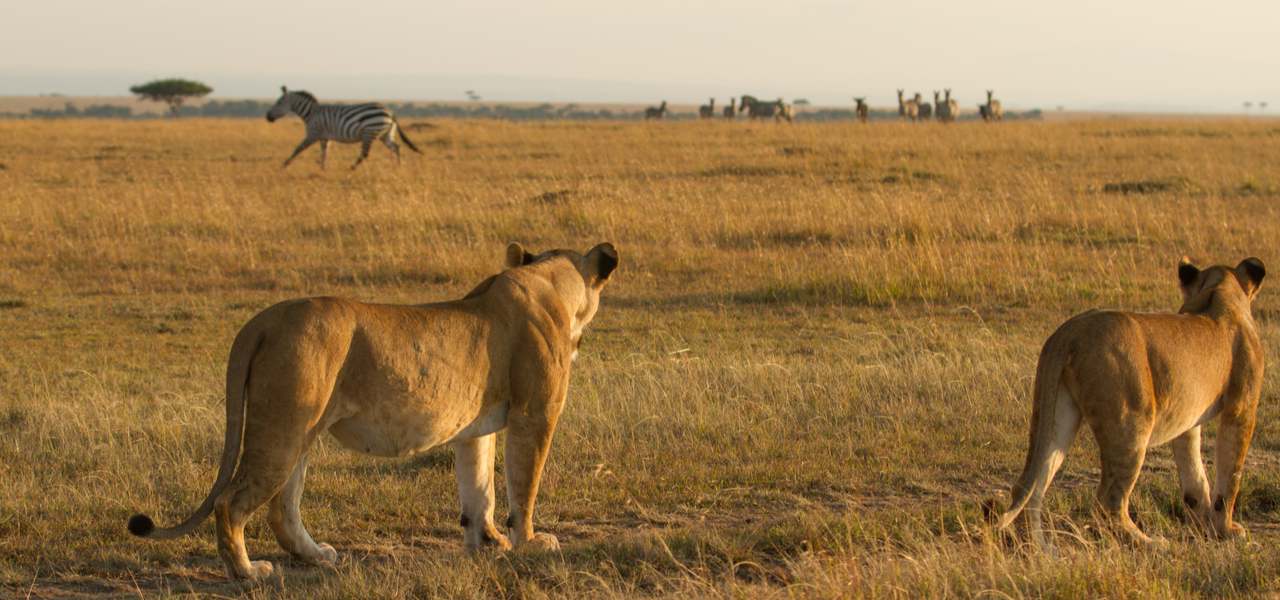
395,120,421,154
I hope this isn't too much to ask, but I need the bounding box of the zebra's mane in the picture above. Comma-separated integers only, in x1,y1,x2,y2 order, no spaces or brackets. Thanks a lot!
290,90,318,104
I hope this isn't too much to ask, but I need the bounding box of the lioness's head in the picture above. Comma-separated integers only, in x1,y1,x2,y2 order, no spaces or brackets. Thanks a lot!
505,242,619,349
1178,256,1265,314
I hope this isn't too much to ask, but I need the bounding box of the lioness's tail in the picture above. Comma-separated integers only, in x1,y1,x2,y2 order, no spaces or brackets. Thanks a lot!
395,119,421,154
994,339,1070,530
127,325,264,540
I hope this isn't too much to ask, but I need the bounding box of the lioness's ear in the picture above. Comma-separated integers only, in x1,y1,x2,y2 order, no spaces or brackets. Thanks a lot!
586,242,618,282
1178,256,1200,288
505,243,533,269
1236,257,1266,298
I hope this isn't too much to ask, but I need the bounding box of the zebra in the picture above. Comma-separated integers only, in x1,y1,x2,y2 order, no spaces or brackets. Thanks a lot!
741,95,776,119
644,101,668,120
698,98,716,119
897,89,918,121
916,92,933,121
853,97,868,123
944,89,960,123
775,100,795,123
983,89,1004,122
934,90,951,122
724,97,737,119
266,86,420,170
740,95,792,122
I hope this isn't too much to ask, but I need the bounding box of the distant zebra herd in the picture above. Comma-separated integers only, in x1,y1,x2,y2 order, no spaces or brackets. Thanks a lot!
645,89,1006,124
893,88,1002,123
263,85,1007,168
647,95,795,122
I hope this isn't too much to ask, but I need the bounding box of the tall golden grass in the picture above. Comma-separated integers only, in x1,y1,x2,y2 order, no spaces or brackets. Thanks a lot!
1,117,1279,597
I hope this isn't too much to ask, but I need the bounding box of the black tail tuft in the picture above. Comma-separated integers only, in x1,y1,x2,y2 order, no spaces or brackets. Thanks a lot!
128,514,155,537
397,122,421,154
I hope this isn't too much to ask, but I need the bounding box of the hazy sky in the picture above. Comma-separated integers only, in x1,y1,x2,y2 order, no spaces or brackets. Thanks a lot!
4,0,1278,112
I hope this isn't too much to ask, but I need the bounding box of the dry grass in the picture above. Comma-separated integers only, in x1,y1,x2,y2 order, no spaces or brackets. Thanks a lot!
2,116,1280,598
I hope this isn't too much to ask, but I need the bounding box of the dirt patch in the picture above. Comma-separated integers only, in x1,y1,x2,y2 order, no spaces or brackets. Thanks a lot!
718,228,838,249
881,169,945,185
778,146,813,157
699,165,795,178
530,189,575,204
1102,177,1193,194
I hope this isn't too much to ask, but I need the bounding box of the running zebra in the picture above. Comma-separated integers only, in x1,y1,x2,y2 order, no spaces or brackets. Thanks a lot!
266,86,420,170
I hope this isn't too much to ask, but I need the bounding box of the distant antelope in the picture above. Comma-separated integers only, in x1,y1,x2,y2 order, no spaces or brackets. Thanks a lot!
265,86,420,170
897,89,918,122
645,100,667,120
916,92,933,120
698,98,716,119
983,89,1004,122
853,97,868,123
724,97,736,119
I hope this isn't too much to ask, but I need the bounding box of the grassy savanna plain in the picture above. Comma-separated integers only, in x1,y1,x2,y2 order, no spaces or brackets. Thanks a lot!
2,115,1280,598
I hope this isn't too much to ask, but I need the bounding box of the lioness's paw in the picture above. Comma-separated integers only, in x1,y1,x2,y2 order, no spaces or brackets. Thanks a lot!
466,531,513,553
1222,522,1248,540
316,543,338,565
489,532,513,551
246,560,275,580
525,532,560,552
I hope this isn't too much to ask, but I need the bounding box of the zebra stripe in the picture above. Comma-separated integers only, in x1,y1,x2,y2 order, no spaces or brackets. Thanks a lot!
266,86,420,170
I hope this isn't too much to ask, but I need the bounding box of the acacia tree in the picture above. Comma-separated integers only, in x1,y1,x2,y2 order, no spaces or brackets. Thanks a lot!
129,78,213,117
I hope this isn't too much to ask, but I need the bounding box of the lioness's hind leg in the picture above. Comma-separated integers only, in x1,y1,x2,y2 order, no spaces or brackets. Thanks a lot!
268,453,337,565
454,434,510,551
1096,438,1159,546
215,382,328,579
216,469,291,580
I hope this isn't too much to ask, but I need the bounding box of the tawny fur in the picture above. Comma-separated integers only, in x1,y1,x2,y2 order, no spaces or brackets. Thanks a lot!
128,242,619,580
996,257,1266,551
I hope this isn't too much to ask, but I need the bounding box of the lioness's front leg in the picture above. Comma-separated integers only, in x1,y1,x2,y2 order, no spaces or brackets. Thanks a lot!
503,378,568,551
1211,414,1257,539
454,433,510,550
1171,426,1213,528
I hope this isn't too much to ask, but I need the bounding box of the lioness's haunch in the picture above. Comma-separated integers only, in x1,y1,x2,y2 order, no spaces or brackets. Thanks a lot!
995,257,1265,550
128,242,618,580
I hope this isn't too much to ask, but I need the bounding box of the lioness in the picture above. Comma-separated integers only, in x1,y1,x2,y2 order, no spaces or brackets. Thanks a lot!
996,257,1265,550
127,242,618,580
